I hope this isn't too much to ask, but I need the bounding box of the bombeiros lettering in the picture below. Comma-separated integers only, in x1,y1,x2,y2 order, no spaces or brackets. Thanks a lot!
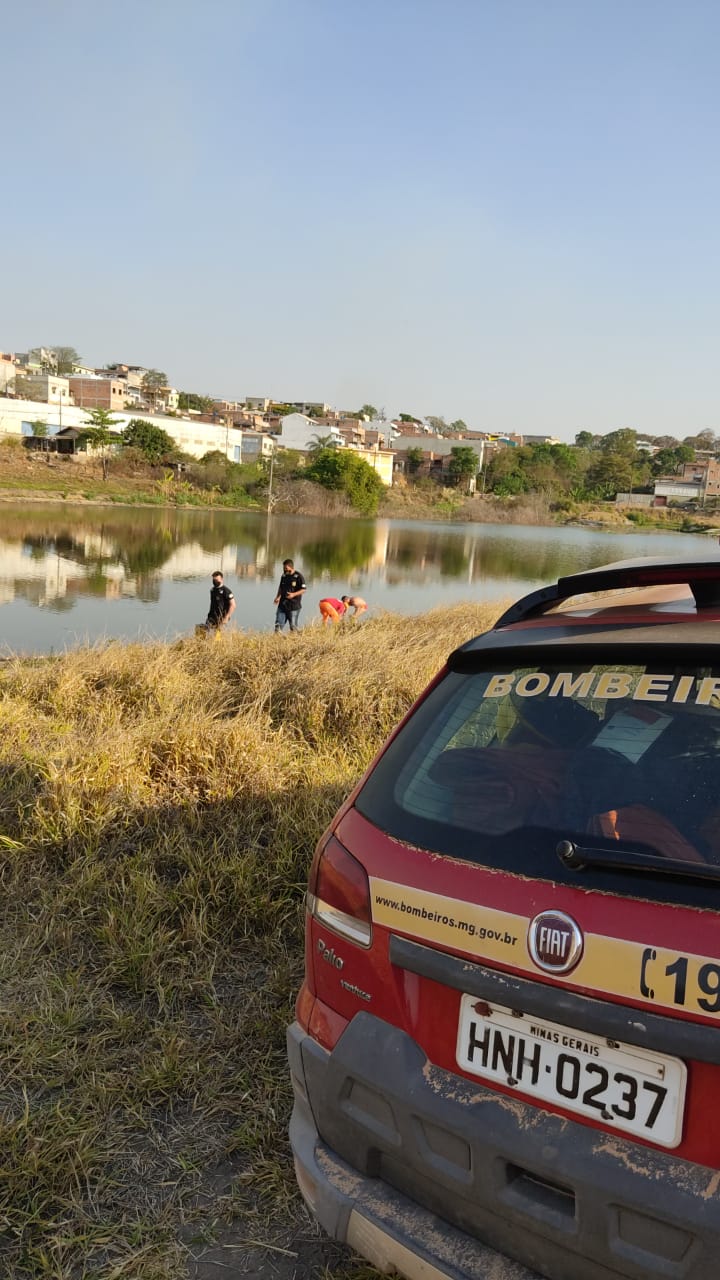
483,669,720,706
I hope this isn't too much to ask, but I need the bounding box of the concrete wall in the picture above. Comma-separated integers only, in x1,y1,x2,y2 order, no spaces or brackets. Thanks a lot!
616,493,654,507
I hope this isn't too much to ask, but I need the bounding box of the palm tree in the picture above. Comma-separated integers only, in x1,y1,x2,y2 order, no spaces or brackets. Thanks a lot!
308,433,339,454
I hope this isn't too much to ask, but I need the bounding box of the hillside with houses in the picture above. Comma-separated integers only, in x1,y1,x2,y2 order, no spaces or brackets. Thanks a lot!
1,346,719,512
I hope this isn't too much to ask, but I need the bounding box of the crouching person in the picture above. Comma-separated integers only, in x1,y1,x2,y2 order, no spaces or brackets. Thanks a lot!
319,597,346,626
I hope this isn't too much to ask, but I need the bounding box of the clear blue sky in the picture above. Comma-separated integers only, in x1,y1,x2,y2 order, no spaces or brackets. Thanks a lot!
3,0,719,440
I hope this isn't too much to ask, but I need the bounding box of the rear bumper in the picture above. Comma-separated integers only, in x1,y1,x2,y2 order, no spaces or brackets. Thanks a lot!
288,1015,720,1280
290,1089,538,1280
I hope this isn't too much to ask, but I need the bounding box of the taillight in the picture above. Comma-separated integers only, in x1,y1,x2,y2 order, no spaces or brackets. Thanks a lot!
307,835,372,947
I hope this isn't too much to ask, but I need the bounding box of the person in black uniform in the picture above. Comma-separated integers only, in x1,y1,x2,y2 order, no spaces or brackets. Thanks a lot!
206,571,236,631
274,558,306,632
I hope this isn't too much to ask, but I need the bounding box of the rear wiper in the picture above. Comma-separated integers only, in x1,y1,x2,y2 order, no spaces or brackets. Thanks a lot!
556,839,720,884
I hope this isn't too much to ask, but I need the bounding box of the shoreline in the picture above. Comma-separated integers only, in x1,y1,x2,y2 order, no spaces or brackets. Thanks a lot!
2,473,720,535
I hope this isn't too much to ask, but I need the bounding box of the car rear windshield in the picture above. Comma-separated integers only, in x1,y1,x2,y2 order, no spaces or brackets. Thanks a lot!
355,658,720,901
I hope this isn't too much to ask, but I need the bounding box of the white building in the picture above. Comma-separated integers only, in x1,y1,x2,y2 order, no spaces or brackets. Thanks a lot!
231,431,274,463
0,354,16,394
0,397,273,463
19,374,71,407
275,412,342,452
16,347,57,374
159,386,179,412
286,400,332,417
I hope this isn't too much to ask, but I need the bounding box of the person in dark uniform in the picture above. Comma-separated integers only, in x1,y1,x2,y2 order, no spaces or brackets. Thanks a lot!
206,571,236,631
274,558,306,632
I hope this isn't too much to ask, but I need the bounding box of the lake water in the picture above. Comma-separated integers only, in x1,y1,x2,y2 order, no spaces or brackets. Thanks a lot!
0,503,713,654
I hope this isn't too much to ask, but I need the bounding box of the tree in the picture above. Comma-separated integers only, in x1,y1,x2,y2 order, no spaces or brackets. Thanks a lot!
449,419,468,433
480,440,593,499
81,408,121,480
360,404,378,421
582,429,643,498
683,429,716,451
141,369,168,410
304,447,385,514
304,448,349,491
342,454,385,515
51,346,81,375
448,446,480,489
526,443,582,495
405,447,424,476
425,415,447,435
177,391,215,414
575,430,595,448
29,418,50,455
123,418,177,462
399,413,421,423
600,428,638,457
485,448,529,496
585,452,631,497
200,450,230,466
652,444,694,476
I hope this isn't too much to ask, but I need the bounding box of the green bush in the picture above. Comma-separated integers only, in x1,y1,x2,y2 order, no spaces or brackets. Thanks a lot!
123,419,178,462
304,448,385,515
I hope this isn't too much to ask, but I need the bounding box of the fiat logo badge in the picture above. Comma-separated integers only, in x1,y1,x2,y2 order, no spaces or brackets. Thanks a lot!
528,911,583,974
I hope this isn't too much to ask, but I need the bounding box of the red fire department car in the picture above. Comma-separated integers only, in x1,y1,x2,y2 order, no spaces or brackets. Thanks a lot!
287,557,720,1280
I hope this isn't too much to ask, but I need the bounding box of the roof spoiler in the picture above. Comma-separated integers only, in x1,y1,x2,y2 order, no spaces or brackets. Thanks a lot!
493,557,720,628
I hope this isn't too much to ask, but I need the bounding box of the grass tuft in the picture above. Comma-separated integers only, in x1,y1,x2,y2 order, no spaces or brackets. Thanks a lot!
0,602,504,1276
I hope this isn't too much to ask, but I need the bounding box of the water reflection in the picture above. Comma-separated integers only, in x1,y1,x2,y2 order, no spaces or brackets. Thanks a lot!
0,504,711,654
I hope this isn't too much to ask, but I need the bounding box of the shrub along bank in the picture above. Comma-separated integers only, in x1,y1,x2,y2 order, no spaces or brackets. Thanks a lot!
4,435,720,530
0,603,503,1279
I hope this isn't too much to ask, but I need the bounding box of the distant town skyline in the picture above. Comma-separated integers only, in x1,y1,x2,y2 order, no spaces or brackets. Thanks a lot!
3,1,720,444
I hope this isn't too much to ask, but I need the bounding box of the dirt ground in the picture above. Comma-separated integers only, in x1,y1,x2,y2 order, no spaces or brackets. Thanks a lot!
186,1224,356,1280
177,1156,363,1280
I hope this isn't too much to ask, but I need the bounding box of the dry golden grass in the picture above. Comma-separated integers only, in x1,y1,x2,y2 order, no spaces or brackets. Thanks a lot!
0,602,504,1278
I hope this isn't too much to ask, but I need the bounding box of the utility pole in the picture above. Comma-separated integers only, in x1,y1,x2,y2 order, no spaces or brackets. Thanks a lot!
267,444,275,513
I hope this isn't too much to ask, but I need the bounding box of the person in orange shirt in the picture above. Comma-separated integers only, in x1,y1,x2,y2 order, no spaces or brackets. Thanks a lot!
319,597,347,626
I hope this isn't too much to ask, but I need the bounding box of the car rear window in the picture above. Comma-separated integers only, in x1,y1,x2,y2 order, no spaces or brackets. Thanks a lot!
355,659,720,904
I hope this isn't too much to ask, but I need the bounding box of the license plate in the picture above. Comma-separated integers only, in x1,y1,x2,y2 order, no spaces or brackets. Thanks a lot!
456,997,686,1148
